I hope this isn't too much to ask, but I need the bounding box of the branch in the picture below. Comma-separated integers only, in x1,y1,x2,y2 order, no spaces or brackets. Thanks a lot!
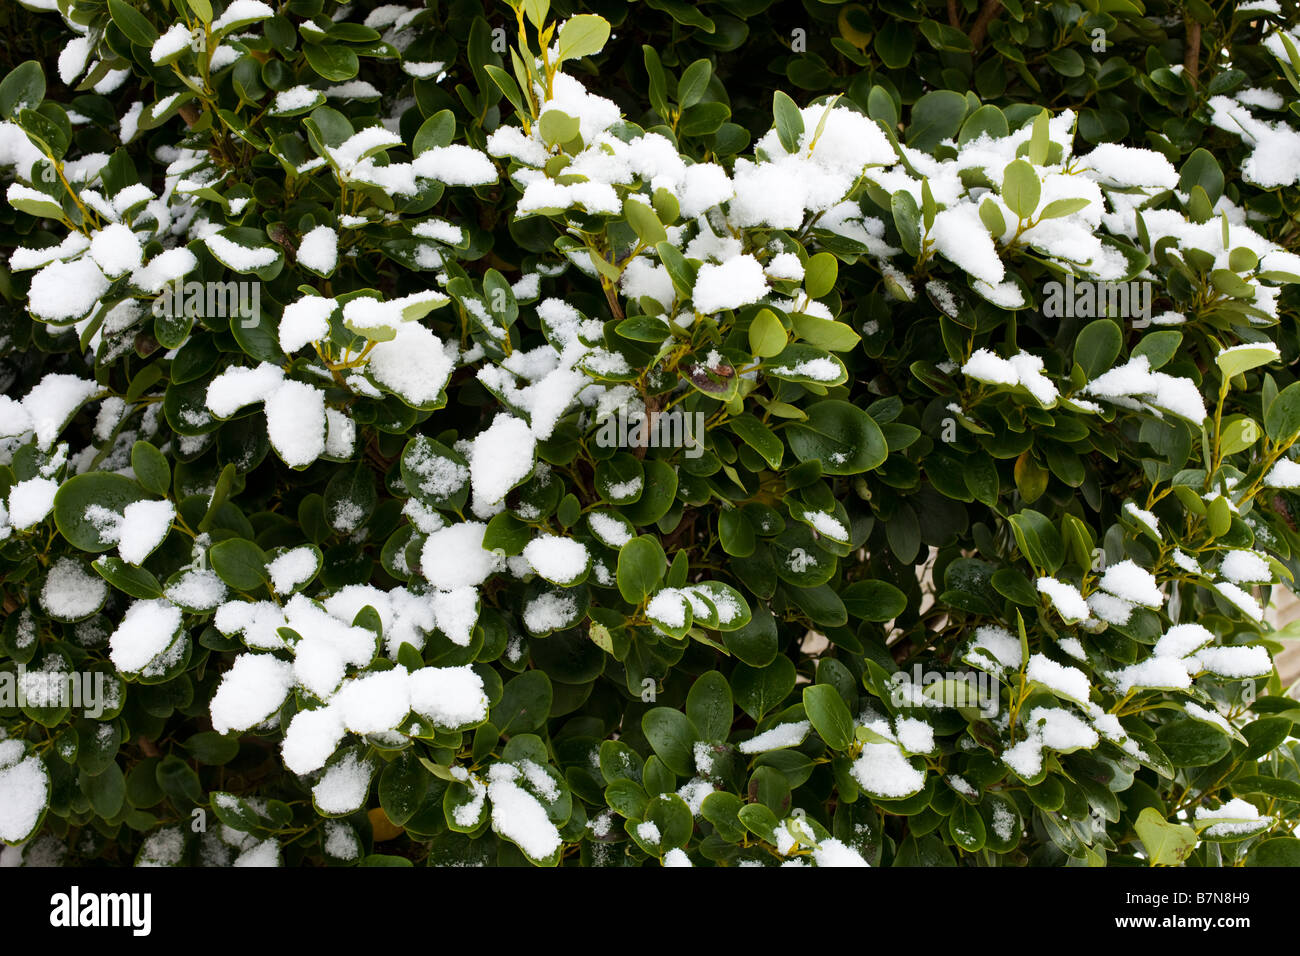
1184,20,1202,89
947,0,961,28
968,0,1003,49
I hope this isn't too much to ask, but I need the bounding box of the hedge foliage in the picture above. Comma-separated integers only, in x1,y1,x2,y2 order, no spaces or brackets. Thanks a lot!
2,0,1300,867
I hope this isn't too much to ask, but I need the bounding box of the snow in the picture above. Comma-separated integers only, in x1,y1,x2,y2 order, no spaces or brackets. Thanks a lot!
365,321,456,407
932,203,1004,285
272,85,320,114
206,362,285,417
1112,657,1193,693
1195,798,1268,837
469,415,535,513
333,669,411,734
58,35,92,84
297,225,338,274
41,558,106,620
961,349,1058,405
523,535,589,585
265,380,327,467
738,720,811,754
165,568,227,610
21,374,104,450
412,145,498,186
108,599,182,673
524,591,578,633
487,763,562,860
1097,559,1163,608
281,706,345,775
851,741,925,798
966,624,1022,673
132,248,198,293
313,752,373,814
1036,577,1091,622
0,740,48,843
211,0,274,32
896,717,934,754
647,589,688,629
7,478,58,530
588,511,632,547
1153,623,1214,658
408,665,488,728
116,499,175,564
267,547,318,594
771,357,842,382
1124,503,1161,539
1026,654,1092,703
1214,581,1264,622
209,653,295,734
151,24,192,64
1184,702,1232,734
636,820,661,846
1192,644,1272,678
1084,355,1207,423
205,232,279,272
89,224,143,277
691,255,769,313
1220,550,1271,584
421,522,501,589
663,847,693,867
1265,459,1300,488
1079,144,1178,190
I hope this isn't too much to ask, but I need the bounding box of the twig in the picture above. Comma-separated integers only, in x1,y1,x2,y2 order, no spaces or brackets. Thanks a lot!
1185,20,1202,89
969,0,1003,48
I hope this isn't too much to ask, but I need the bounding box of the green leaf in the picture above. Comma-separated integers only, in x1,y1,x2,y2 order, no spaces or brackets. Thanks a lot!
1246,838,1300,866
624,197,667,245
728,415,783,470
1217,344,1278,380
1155,718,1232,768
676,59,712,109
617,535,666,605
841,580,907,621
804,252,838,299
641,708,699,776
785,400,887,475
803,684,853,751
732,656,796,721
748,308,787,358
131,441,171,498
209,538,269,592
54,474,150,552
556,14,611,62
791,313,860,352
772,90,804,154
1134,807,1198,866
304,43,360,82
492,671,553,735
1001,160,1040,219
0,61,45,120
93,556,163,600
1038,197,1090,219
107,0,159,46
1073,319,1122,379
1265,382,1300,440
907,90,965,151
686,671,733,741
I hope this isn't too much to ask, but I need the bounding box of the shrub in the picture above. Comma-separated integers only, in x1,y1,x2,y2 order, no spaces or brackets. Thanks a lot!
1,0,1300,868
